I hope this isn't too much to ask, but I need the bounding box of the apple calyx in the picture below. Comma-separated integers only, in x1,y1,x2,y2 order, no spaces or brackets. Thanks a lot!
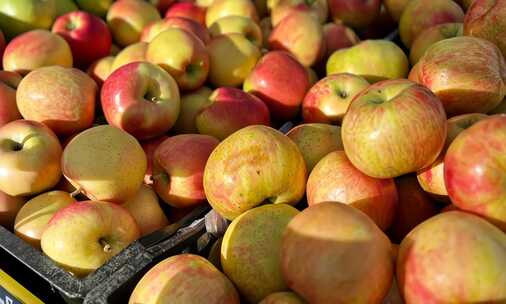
99,237,112,253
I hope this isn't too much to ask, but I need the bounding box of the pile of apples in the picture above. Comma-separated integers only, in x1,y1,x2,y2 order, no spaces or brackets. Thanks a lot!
0,0,505,303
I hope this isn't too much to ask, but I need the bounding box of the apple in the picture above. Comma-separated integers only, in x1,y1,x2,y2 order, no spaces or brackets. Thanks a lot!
87,55,115,86
107,0,161,47
328,0,381,29
0,191,25,230
397,211,506,303
221,204,299,303
52,11,112,68
141,17,210,44
268,10,324,67
110,41,148,72
172,86,213,134
101,61,180,140
41,200,140,277
122,185,169,236
0,120,62,197
129,254,240,304
326,40,409,83
195,87,270,140
2,30,73,75
14,191,75,248
0,71,23,128
302,73,369,124
387,175,439,243
383,0,410,22
141,135,168,185
322,23,360,60
286,123,343,171
149,0,175,14
209,16,263,48
307,150,398,231
0,28,5,65
243,51,310,121
342,79,447,179
165,1,206,26
146,28,209,91
205,0,259,28
55,0,78,17
409,37,505,116
409,22,463,65
75,0,112,17
0,0,56,39
208,33,261,87
270,0,328,26
399,0,464,48
62,125,147,204
204,125,306,220
444,115,506,231
490,99,506,115
282,202,394,303
259,292,306,304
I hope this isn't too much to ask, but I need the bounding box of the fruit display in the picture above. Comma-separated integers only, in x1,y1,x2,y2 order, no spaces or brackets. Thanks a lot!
0,0,504,303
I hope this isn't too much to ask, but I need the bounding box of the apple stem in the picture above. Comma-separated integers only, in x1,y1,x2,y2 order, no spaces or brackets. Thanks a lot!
99,238,112,253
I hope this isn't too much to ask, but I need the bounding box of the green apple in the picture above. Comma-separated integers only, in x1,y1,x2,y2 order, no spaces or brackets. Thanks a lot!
55,0,78,17
0,0,56,39
205,0,259,28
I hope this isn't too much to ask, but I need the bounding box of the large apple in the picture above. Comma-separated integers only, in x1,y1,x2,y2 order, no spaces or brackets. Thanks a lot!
326,40,409,83
141,17,210,44
101,61,180,140
409,37,506,116
107,0,161,47
75,0,112,17
129,254,240,304
444,115,506,231
172,86,213,134
195,87,271,140
328,0,381,29
322,23,360,60
204,125,306,220
17,66,97,137
110,41,148,72
282,202,393,303
409,22,463,65
270,0,328,26
243,51,310,121
165,1,206,26
14,191,75,248
0,71,23,128
147,28,209,91
62,125,147,204
208,33,260,87
52,10,112,68
0,0,56,39
0,120,62,197
152,134,219,208
302,73,369,124
87,55,115,86
209,16,263,48
205,0,259,28
342,79,447,179
0,191,25,230
2,30,73,75
259,292,306,304
397,211,506,303
41,200,140,277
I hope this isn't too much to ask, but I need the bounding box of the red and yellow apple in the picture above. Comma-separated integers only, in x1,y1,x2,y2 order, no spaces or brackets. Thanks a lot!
172,86,213,134
87,55,115,86
141,17,210,44
165,1,206,26
0,71,22,128
270,0,328,26
209,15,263,48
110,41,148,72
205,0,259,28
141,135,168,185
409,22,463,65
322,23,360,60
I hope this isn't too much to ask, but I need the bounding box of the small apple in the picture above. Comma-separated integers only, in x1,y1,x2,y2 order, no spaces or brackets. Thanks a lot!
0,191,25,230
322,23,360,60
0,71,23,128
172,86,213,134
209,16,263,48
141,135,168,185
0,0,56,39
87,55,115,86
110,41,148,72
259,292,306,304
141,17,210,44
328,0,381,29
383,0,410,22
409,22,463,65
205,0,259,28
165,1,206,26
75,0,112,17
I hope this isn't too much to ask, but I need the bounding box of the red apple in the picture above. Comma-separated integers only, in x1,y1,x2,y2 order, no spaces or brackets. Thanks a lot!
409,22,463,65
328,0,382,29
165,1,206,26
141,135,169,185
0,71,23,128
101,61,180,140
141,17,210,44
322,23,360,60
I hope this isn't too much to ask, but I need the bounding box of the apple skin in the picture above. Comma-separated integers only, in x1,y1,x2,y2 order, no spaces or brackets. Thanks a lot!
146,28,210,91
209,16,263,48
196,87,271,140
444,115,506,231
111,41,148,72
165,1,206,26
490,98,506,114
141,17,210,44
0,0,56,40
0,71,23,128
205,0,259,28
55,0,78,17
2,30,73,75
14,191,75,249
281,202,394,304
326,40,409,83
243,51,310,121
409,37,506,116
383,0,410,22
152,134,219,208
101,61,180,140
322,23,360,60
17,66,97,137
342,79,447,179
75,0,112,17
328,0,381,29
397,211,506,303
286,123,343,171
122,184,169,236
149,0,175,14
259,292,306,304
0,29,4,67
172,86,213,134
221,204,299,303
41,200,140,277
129,254,240,304
302,73,369,124
0,191,26,230
0,120,62,197
208,33,261,87
307,151,398,231
52,11,112,68
87,55,115,86
141,135,168,185
409,22,463,65
399,0,464,48
62,125,147,204
268,11,324,67
204,125,306,220
270,0,328,26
